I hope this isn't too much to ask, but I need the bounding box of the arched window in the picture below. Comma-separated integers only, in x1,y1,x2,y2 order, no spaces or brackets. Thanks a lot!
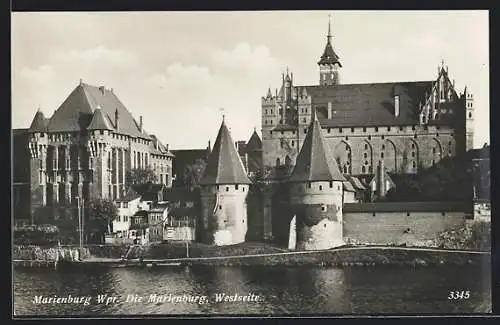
362,166,366,173
276,158,280,167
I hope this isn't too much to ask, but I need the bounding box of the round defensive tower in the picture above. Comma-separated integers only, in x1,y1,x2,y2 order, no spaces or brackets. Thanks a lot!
288,111,346,250
199,117,252,246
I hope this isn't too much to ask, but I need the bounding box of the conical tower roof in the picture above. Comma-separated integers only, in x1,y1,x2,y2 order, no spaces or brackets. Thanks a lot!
87,107,113,130
200,118,252,185
289,111,345,183
318,17,342,67
28,109,47,133
246,129,262,152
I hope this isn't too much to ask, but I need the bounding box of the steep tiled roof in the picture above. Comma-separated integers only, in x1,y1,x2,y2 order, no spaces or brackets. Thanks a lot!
149,134,175,157
303,81,435,127
246,129,263,152
346,175,366,190
289,112,345,183
28,110,47,133
318,40,341,66
117,187,141,203
343,181,356,192
200,119,252,185
46,82,149,138
87,107,113,130
132,183,166,201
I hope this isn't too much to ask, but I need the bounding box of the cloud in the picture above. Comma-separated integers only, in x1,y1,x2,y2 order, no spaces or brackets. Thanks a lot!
53,46,138,67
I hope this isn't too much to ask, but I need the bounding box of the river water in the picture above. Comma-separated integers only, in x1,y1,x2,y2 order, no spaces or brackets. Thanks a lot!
13,265,491,316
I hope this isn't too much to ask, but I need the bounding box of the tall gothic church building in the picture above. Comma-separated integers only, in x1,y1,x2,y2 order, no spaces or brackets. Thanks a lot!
15,81,174,221
261,20,475,179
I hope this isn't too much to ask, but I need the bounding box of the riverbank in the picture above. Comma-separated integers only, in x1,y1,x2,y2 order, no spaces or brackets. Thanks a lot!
16,245,488,269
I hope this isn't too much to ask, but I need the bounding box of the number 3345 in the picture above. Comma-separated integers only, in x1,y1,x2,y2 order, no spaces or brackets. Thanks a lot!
448,291,470,300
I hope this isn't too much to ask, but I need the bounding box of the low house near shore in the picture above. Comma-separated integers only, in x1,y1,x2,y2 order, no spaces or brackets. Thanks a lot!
163,187,198,242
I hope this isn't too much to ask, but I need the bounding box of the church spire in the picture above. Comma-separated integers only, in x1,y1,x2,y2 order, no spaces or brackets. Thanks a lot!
327,14,332,44
318,14,342,86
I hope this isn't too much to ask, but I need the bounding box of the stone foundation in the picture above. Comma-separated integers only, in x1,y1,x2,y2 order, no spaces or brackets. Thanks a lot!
296,218,344,250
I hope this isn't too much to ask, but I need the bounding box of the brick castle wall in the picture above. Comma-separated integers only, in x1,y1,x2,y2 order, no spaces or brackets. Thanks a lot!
343,211,466,245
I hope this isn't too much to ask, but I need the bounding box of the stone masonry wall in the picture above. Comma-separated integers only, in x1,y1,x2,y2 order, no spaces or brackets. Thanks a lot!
200,184,249,246
343,211,466,245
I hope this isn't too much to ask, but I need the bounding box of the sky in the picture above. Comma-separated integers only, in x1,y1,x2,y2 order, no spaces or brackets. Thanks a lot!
11,11,489,150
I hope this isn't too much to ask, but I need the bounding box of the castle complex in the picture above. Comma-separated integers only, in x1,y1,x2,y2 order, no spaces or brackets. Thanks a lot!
261,20,475,179
23,81,174,217
14,18,479,250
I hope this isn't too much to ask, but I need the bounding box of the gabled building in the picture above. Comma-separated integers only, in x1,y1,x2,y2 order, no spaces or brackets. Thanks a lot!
18,81,174,221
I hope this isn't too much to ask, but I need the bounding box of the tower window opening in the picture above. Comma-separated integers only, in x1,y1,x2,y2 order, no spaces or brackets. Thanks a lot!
339,128,342,133
327,128,331,133
382,144,385,150
351,128,355,132
363,127,367,132
368,136,372,140
381,152,384,158
235,184,239,190
226,187,229,192
329,181,333,188
365,144,368,150
411,143,415,149
319,185,323,191
375,127,378,132
345,136,349,140
469,112,472,118
362,166,366,173
364,153,368,159
308,182,311,189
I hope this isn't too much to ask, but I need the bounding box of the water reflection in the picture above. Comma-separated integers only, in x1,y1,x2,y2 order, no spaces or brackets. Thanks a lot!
13,265,490,316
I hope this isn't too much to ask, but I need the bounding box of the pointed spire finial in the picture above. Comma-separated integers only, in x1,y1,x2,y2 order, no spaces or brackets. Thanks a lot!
37,105,41,112
327,14,332,43
441,59,445,68
286,66,289,76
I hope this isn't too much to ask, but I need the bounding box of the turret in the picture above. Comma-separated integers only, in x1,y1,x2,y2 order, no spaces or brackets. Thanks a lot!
288,109,346,250
86,106,113,199
27,108,49,209
199,117,252,246
464,86,475,151
318,16,342,86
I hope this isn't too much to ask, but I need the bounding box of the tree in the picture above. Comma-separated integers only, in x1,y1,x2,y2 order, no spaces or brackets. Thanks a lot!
127,167,157,185
183,158,207,189
85,197,118,243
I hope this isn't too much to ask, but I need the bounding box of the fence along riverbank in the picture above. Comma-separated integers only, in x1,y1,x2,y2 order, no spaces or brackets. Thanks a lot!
13,244,490,269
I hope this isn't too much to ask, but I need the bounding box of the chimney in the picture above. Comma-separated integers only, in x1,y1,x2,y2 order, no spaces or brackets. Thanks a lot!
377,160,386,197
327,102,333,119
139,116,143,132
114,108,119,129
208,140,211,152
394,95,400,117
110,88,114,93
166,144,169,151
99,86,105,94
79,78,83,85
